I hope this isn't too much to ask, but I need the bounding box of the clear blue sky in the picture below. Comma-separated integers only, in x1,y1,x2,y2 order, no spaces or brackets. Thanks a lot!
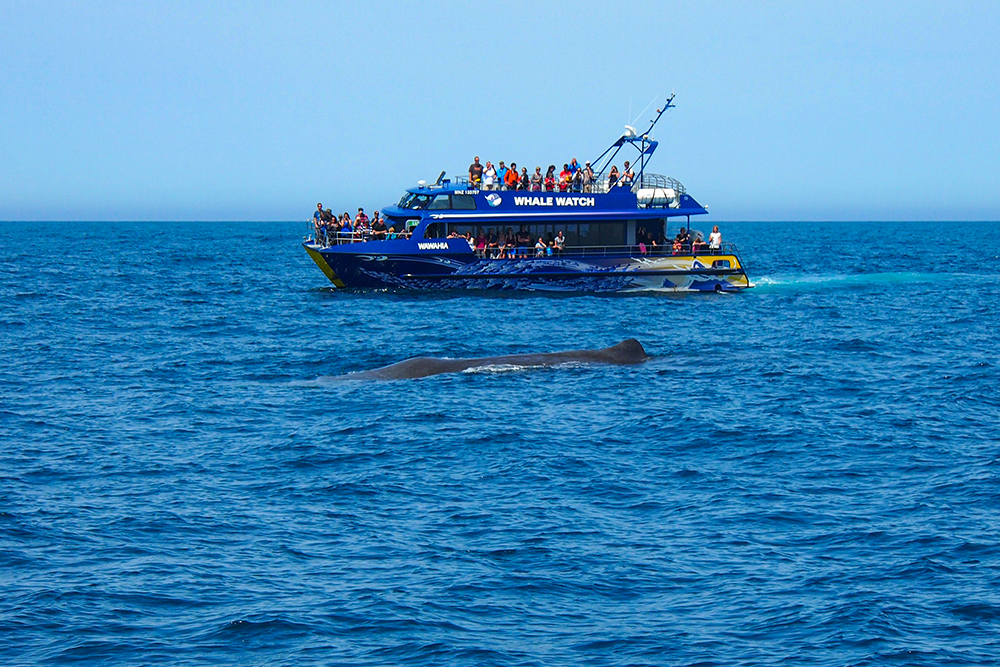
2,0,998,221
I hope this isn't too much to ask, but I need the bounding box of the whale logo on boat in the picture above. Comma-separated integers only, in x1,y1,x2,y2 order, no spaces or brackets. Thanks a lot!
485,193,502,207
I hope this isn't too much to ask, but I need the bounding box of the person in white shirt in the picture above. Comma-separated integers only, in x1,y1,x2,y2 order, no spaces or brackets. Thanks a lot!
708,225,722,251
554,230,566,256
483,161,497,190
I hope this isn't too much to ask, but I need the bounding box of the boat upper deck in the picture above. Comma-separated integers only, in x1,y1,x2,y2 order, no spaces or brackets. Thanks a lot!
396,172,692,211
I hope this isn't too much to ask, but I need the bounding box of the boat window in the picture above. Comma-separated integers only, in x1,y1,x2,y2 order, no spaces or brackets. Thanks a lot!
597,222,626,246
452,194,477,210
399,193,432,209
427,195,451,210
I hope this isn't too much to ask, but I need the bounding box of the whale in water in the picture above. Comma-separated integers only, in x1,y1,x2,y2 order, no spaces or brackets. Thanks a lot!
328,339,648,381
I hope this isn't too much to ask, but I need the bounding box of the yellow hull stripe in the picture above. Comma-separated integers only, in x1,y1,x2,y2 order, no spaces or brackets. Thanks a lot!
304,246,346,288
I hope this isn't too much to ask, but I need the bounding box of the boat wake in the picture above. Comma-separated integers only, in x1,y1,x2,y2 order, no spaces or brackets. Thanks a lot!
753,272,951,290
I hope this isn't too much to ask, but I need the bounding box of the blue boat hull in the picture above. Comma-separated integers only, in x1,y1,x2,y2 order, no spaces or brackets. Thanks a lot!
305,245,751,292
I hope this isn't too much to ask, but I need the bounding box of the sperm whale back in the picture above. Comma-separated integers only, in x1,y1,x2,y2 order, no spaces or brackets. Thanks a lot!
332,339,648,381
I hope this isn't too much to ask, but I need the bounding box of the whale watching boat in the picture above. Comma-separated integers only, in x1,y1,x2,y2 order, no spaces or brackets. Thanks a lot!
304,95,751,292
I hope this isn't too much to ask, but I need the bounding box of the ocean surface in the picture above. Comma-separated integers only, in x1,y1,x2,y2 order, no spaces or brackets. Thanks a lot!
2,220,999,666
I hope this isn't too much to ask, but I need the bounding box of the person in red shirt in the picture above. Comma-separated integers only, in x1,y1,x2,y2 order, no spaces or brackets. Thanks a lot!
559,164,572,192
504,162,520,190
544,165,556,191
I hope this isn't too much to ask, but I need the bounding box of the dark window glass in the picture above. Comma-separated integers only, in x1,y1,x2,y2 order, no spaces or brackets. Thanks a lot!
563,224,579,245
427,195,451,210
452,194,476,210
402,194,432,209
599,222,626,245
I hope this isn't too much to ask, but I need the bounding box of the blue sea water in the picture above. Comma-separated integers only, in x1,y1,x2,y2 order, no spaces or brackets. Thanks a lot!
2,220,999,666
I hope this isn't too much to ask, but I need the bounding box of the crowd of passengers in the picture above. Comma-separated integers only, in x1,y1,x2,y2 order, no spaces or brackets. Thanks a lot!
467,156,637,192
312,204,409,245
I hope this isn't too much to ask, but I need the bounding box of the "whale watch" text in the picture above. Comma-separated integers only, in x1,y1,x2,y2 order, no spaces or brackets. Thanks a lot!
512,196,596,207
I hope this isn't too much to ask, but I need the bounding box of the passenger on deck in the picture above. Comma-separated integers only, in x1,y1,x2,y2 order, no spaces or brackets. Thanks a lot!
621,161,634,187
608,165,619,188
673,227,690,254
387,226,398,240
516,226,532,258
475,230,487,257
504,162,519,190
313,203,325,243
530,167,543,191
494,227,514,259
709,225,722,251
554,230,566,256
469,156,484,187
483,161,497,190
582,162,594,192
465,232,476,251
371,212,387,240
497,161,508,189
519,167,530,190
535,237,546,257
544,165,557,191
559,164,572,192
572,168,583,192
691,230,708,254
355,211,371,237
486,227,499,257
569,158,580,175
643,230,659,253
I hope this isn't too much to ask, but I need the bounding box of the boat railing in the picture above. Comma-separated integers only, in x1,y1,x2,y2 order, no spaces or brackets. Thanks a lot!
473,241,741,259
307,222,740,258
306,222,412,247
450,172,684,201
550,241,739,259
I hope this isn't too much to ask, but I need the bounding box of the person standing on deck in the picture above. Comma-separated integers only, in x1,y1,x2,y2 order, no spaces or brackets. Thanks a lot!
582,162,594,192
504,162,520,190
469,156,484,187
530,167,543,191
708,225,722,251
621,161,635,187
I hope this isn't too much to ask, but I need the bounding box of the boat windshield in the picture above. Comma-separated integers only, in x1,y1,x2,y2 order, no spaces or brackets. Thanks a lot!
398,193,433,209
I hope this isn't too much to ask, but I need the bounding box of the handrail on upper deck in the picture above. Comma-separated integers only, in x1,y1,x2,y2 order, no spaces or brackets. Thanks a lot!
446,172,685,205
